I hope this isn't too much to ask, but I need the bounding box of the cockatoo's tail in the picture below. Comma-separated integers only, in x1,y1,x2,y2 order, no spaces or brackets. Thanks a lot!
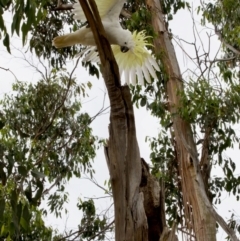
52,0,160,85
53,28,96,48
53,34,74,48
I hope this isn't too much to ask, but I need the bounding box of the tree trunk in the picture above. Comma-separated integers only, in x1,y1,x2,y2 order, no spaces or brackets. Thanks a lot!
77,1,158,240
145,0,217,240
104,85,148,241
77,0,224,240
104,87,169,241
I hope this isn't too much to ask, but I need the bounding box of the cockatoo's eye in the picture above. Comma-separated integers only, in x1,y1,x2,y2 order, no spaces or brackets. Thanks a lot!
121,46,129,53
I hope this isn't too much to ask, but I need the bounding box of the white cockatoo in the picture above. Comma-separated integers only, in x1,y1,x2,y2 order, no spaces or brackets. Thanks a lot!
52,0,160,84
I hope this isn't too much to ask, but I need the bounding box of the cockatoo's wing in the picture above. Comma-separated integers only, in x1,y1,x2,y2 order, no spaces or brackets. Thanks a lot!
73,0,126,22
79,31,160,85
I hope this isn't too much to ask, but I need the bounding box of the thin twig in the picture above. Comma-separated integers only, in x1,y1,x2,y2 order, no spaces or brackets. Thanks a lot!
84,195,112,200
53,4,74,11
57,229,84,241
42,176,62,195
53,0,74,11
215,28,240,55
0,66,18,81
83,176,112,196
87,220,114,241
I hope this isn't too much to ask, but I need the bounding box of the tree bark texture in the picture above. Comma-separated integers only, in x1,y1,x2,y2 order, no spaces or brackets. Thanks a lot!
105,86,148,241
104,88,166,241
78,0,239,240
145,0,217,240
77,0,160,240
140,159,166,240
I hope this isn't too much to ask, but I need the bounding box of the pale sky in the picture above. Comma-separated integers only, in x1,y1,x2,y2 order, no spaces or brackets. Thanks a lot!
0,1,240,240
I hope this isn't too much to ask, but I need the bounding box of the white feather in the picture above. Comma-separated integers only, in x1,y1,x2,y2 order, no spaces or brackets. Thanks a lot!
142,65,151,83
124,68,130,85
130,68,136,85
148,56,160,71
145,58,158,80
54,1,160,85
136,67,144,85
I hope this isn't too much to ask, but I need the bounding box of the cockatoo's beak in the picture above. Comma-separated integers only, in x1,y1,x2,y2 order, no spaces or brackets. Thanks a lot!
120,46,129,53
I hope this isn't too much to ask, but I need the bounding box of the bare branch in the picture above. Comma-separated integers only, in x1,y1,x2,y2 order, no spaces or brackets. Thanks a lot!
120,9,131,18
38,57,49,80
87,220,114,241
53,4,73,11
213,211,240,241
83,175,112,196
69,56,81,80
12,48,47,80
215,29,240,55
57,229,84,241
42,176,62,195
53,0,74,11
0,66,18,81
90,91,110,122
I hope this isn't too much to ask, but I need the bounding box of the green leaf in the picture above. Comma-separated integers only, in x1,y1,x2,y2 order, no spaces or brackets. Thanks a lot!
16,202,23,224
3,33,10,53
26,1,36,27
31,169,45,179
11,12,21,36
18,165,28,177
9,221,15,236
20,205,31,231
33,180,43,203
1,224,5,236
20,217,28,231
24,183,32,202
21,22,28,46
140,96,147,107
10,189,17,212
7,152,14,176
0,7,6,31
0,0,11,8
0,162,7,186
0,198,5,221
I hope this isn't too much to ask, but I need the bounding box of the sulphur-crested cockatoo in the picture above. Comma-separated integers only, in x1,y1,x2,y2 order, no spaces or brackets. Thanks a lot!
52,0,159,85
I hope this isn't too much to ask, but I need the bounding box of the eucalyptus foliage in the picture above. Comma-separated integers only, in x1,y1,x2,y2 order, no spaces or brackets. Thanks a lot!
1,0,240,240
0,69,97,240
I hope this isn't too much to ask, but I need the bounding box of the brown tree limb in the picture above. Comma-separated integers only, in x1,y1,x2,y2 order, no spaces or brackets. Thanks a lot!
78,0,148,240
56,220,114,241
53,0,73,11
121,9,131,18
146,0,218,240
87,220,114,241
215,29,240,55
0,66,18,81
140,158,165,241
159,224,178,241
53,4,73,11
146,0,240,241
200,126,213,199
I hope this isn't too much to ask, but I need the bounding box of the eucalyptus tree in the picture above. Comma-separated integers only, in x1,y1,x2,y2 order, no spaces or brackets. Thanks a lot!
0,0,240,240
